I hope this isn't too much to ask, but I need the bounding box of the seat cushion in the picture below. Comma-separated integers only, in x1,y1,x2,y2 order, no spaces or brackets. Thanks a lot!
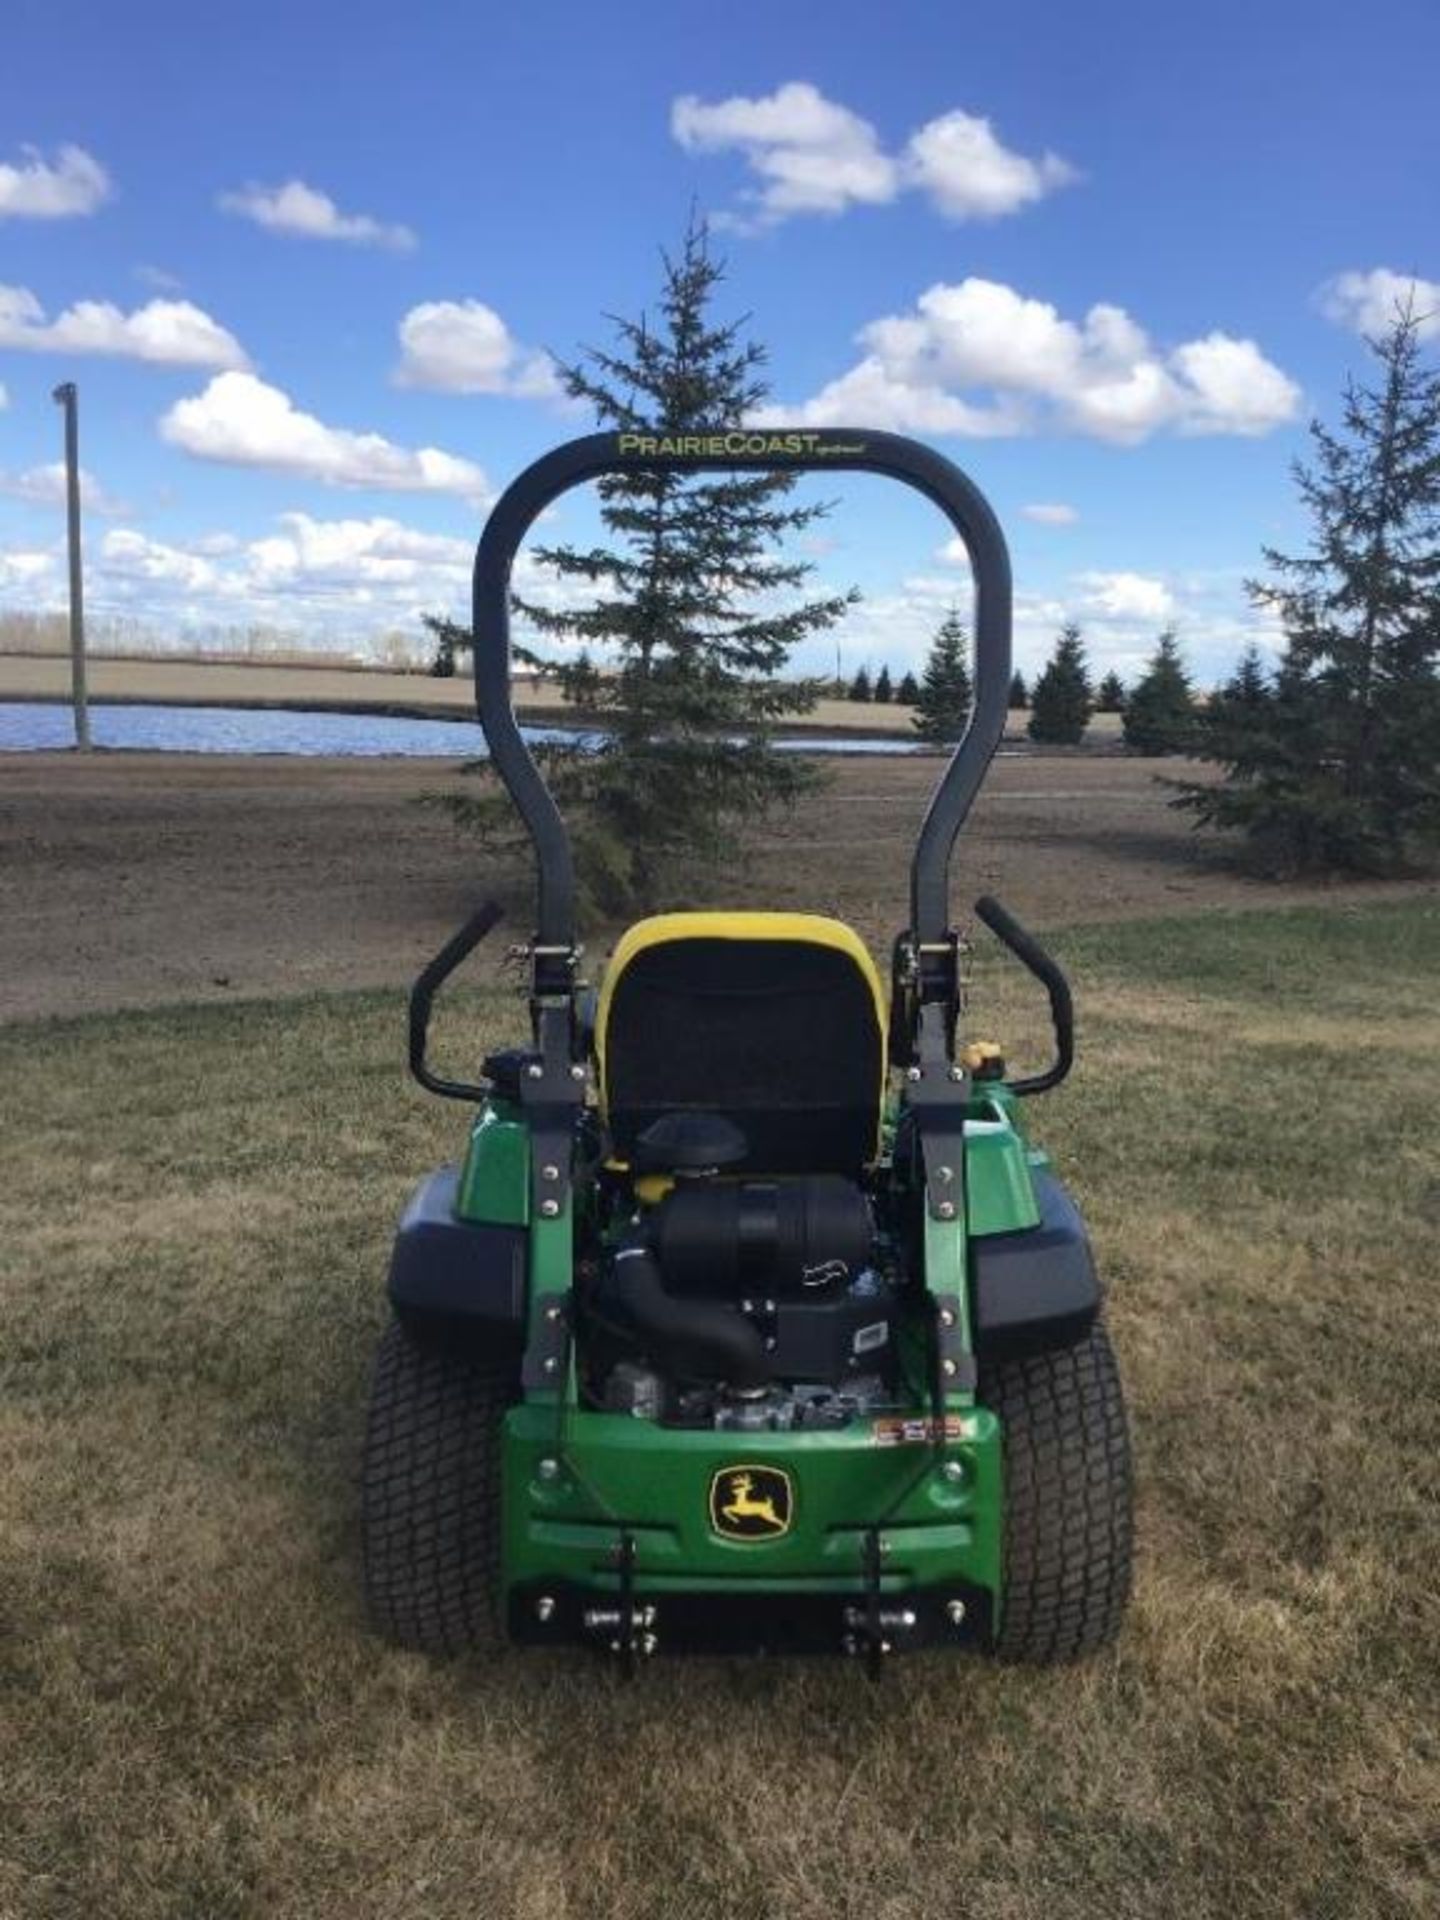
597,913,887,1175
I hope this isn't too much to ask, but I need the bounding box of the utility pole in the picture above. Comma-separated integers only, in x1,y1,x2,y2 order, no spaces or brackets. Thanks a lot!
52,381,90,750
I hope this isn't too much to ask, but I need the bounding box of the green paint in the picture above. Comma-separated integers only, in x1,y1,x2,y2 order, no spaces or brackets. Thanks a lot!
502,1403,1002,1603
965,1104,1042,1237
455,1103,529,1226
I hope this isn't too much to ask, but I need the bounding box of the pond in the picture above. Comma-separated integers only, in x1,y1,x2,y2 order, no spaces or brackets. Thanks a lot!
0,702,929,758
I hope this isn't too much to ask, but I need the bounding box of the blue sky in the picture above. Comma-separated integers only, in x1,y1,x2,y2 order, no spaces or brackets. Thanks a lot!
1,0,1437,686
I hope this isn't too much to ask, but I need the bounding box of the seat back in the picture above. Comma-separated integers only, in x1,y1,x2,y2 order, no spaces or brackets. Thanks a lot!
596,913,887,1176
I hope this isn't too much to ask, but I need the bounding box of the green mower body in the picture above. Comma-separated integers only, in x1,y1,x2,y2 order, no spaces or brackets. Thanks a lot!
362,430,1133,1668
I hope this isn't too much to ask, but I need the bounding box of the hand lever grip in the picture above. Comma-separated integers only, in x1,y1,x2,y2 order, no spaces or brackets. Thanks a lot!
408,900,505,1101
973,895,1074,1096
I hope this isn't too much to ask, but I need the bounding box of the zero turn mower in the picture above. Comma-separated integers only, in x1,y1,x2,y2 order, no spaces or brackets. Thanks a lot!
361,429,1133,1669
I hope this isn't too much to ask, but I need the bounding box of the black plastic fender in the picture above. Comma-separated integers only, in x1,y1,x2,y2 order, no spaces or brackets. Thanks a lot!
387,1165,527,1360
970,1170,1101,1355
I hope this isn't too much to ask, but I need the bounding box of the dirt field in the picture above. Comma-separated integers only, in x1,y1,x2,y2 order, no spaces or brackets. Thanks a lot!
0,650,1124,741
1,749,1424,1023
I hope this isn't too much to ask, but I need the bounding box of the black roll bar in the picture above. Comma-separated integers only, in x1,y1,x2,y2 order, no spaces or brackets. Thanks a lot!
471,428,1012,952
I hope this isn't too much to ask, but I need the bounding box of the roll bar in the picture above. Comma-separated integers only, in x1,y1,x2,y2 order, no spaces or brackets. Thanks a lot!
471,428,1012,952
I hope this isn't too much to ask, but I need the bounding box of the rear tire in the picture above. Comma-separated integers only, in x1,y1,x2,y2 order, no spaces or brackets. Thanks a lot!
361,1320,512,1655
978,1321,1133,1663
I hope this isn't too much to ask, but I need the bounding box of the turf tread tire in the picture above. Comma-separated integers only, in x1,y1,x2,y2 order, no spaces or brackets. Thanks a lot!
979,1321,1133,1663
361,1320,511,1656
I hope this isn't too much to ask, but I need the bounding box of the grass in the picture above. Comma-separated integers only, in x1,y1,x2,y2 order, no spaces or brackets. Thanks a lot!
2,897,1437,1920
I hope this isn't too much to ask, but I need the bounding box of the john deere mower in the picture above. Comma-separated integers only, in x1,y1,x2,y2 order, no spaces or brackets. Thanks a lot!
361,429,1133,1669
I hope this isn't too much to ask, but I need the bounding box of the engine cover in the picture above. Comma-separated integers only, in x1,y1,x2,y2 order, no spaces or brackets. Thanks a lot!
651,1175,874,1299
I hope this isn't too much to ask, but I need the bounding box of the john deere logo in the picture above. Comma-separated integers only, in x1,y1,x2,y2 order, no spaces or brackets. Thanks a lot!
709,1465,793,1541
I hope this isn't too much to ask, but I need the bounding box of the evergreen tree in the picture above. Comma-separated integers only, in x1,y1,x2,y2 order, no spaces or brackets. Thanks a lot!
912,610,974,745
1176,311,1440,872
848,665,873,702
1219,644,1272,711
423,613,470,679
1028,623,1093,745
448,216,855,911
873,663,893,704
1122,629,1195,755
1009,670,1028,709
1096,670,1127,713
896,669,919,705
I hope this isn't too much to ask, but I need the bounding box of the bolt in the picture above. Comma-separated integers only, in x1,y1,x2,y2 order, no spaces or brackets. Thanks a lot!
764,1336,777,1351
544,1303,563,1323
937,1165,953,1182
949,1065,966,1082
540,1198,560,1218
937,1201,956,1220
906,1066,922,1082
526,1063,544,1080
541,1164,559,1181
946,1598,967,1626
537,1457,561,1482
942,1358,957,1378
939,1306,956,1328
536,1594,556,1620
543,1356,559,1375
570,1064,586,1081
942,1459,966,1484
639,1631,659,1657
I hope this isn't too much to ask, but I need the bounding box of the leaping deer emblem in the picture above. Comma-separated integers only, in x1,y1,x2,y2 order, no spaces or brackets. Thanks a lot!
712,1466,791,1538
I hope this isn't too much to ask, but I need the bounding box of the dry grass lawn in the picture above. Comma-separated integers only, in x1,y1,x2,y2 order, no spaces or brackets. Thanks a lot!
3,899,1438,1918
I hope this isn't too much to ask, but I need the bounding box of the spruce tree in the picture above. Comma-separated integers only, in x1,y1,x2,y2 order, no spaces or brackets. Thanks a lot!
1096,670,1127,713
896,669,919,705
423,612,470,679
912,610,974,745
1028,623,1093,744
873,664,893,704
1009,670,1028,709
848,665,873,702
1176,311,1440,871
1122,629,1195,755
448,216,855,911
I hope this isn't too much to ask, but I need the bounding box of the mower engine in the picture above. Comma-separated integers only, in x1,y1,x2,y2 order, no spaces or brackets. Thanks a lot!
591,1169,902,1430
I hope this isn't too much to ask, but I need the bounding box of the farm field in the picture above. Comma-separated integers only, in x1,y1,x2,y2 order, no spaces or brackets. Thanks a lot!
2,897,1437,1920
0,747,1426,1023
2,650,1100,738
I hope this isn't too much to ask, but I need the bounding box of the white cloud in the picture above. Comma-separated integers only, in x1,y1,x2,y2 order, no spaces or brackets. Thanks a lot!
0,462,125,515
1022,502,1079,525
0,144,110,219
1318,267,1440,342
245,513,472,590
1168,334,1306,437
1077,570,1174,621
672,83,1072,228
393,300,560,397
159,372,491,501
0,548,57,590
101,528,224,594
0,285,248,369
672,82,896,222
218,179,416,251
903,110,1075,220
758,276,1300,442
134,264,184,293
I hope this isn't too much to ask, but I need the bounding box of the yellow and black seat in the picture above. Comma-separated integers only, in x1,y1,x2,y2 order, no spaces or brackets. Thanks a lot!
596,912,887,1177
